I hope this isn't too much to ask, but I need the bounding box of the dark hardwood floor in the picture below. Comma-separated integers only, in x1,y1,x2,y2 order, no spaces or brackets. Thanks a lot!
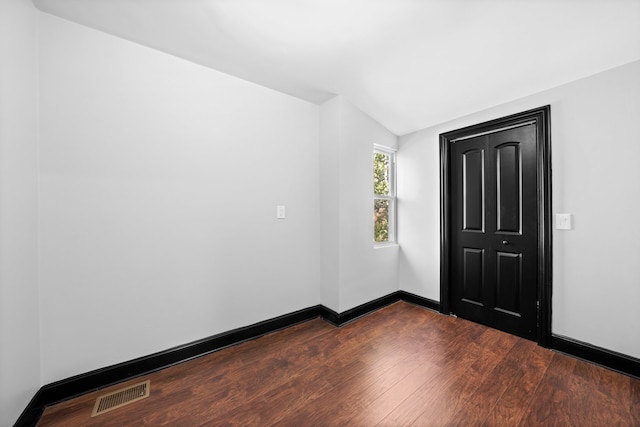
37,301,640,426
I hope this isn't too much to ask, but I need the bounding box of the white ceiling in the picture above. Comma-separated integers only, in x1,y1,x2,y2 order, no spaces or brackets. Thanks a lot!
32,0,640,135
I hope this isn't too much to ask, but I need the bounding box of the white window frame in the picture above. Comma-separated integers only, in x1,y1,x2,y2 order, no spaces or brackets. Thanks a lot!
373,145,397,245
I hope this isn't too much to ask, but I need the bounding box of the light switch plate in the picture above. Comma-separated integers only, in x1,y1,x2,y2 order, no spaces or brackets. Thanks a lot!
555,213,572,230
276,205,286,219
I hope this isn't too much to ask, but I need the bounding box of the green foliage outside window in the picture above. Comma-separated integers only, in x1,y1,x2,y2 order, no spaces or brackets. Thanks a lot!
374,199,390,242
374,152,390,242
373,152,390,195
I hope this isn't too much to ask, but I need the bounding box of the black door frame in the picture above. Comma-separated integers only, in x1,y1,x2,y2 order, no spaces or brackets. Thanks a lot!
439,105,552,347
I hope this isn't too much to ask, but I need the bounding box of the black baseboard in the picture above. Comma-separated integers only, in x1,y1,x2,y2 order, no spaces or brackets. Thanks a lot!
15,291,441,426
320,292,404,326
23,292,640,425
319,291,439,326
13,389,45,427
14,305,323,427
551,335,640,379
398,290,440,312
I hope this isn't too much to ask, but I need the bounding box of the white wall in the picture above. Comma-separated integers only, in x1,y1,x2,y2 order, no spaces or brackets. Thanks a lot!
0,0,41,425
398,60,640,359
319,97,341,310
320,96,399,312
37,13,321,384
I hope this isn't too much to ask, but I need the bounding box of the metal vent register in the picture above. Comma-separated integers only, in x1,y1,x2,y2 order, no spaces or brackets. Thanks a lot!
91,380,150,417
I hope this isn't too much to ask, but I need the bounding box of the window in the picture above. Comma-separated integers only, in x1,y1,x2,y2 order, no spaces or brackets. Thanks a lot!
373,145,396,244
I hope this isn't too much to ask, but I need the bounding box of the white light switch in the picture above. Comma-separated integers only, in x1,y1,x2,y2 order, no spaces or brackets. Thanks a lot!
276,205,286,219
555,213,572,230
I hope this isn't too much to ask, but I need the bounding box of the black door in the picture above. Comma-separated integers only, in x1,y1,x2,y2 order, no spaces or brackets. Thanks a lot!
450,124,538,340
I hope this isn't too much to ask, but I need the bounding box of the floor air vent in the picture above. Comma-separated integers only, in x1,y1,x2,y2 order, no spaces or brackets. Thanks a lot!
91,380,150,417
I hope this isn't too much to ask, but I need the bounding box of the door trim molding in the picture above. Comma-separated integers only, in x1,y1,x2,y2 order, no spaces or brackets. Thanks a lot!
439,105,552,347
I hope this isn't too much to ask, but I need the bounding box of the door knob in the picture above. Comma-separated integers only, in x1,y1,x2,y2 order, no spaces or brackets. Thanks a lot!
502,240,509,245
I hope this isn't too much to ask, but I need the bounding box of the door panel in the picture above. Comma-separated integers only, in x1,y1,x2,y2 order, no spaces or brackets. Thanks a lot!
451,124,538,340
496,143,521,233
495,251,522,316
462,248,484,306
462,149,485,231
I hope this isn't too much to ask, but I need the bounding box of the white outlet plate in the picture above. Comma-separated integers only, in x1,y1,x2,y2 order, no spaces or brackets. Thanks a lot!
555,213,572,230
276,205,286,219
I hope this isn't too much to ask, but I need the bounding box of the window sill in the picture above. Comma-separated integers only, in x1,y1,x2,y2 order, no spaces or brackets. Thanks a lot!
374,242,399,249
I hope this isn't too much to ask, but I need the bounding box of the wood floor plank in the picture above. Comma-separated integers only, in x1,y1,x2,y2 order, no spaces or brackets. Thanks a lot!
139,321,339,426
631,377,640,426
373,320,506,425
352,313,480,426
566,360,633,426
484,340,554,426
278,317,439,426
37,302,640,427
349,359,446,426
435,338,528,426
409,328,519,426
519,352,578,426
